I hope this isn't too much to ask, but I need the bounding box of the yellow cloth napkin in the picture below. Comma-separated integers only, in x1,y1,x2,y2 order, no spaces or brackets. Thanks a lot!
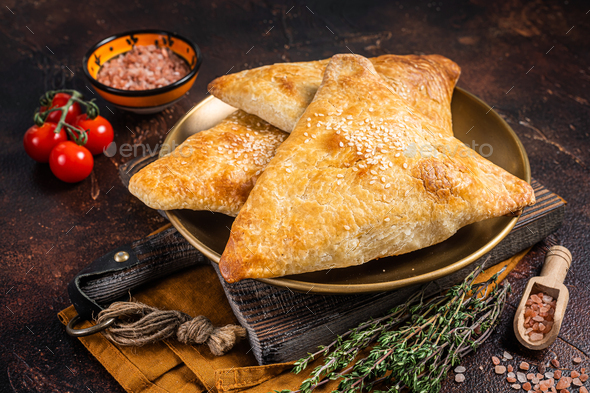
59,248,529,393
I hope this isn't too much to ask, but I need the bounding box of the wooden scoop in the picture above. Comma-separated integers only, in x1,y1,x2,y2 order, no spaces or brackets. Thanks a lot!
514,246,572,350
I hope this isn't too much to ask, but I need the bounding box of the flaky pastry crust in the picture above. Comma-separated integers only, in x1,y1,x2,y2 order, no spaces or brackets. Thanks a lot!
219,54,535,283
129,110,287,216
208,54,460,133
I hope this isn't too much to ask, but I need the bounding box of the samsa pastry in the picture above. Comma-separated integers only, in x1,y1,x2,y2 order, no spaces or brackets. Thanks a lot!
129,110,287,216
208,54,460,134
219,54,535,283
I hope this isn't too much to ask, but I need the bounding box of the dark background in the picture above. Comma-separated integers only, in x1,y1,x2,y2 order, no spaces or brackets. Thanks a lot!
1,0,589,392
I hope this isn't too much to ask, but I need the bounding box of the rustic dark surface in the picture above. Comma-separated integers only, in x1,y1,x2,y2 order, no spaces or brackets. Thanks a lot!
0,0,588,392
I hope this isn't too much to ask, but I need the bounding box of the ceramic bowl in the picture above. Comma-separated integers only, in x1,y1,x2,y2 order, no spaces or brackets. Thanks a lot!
83,29,202,114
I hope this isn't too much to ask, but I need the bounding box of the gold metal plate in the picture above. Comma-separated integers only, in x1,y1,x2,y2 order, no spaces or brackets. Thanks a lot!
164,88,530,294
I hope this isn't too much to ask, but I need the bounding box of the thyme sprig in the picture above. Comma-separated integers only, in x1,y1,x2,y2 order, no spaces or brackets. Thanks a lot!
280,264,510,393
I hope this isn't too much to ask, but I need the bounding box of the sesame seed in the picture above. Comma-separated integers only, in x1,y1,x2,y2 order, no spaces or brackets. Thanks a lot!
352,167,358,171
339,142,344,147
384,217,390,222
336,174,344,178
344,225,351,230
369,108,374,112
370,170,377,175
318,113,324,116
304,139,310,143
311,134,317,139
385,183,391,188
304,132,309,136
337,180,341,185
307,117,311,121
369,180,376,184
286,168,292,173
395,152,400,157
403,162,408,169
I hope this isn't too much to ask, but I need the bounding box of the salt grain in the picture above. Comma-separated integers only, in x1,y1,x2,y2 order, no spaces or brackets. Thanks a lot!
496,365,507,374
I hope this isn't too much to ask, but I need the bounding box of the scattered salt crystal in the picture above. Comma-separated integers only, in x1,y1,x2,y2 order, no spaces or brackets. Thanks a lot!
517,372,527,383
454,366,466,373
492,356,501,365
495,365,507,374
455,374,465,383
504,351,513,360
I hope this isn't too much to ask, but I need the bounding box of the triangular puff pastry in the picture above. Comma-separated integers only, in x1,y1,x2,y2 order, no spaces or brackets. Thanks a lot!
129,110,287,216
219,54,535,283
208,54,460,134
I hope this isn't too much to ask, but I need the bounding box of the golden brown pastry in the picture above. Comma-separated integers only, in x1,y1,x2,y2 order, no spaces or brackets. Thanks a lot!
208,54,460,133
219,54,535,283
129,110,287,216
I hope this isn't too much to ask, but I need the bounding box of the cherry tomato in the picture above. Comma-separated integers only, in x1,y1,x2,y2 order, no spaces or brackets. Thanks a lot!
76,114,114,155
49,141,94,183
23,123,68,163
45,93,81,124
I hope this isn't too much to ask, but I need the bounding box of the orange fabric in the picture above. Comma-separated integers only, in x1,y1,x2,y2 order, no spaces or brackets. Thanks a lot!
58,248,529,393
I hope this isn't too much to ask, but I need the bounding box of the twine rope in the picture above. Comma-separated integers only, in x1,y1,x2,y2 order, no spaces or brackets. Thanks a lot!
96,302,247,356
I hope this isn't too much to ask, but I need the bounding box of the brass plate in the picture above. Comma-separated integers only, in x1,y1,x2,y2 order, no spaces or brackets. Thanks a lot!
164,88,530,294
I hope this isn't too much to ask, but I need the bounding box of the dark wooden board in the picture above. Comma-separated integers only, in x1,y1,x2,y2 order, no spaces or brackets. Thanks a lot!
214,180,565,365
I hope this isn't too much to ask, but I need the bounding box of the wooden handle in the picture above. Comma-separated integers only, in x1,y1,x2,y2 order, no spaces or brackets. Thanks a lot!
540,246,572,284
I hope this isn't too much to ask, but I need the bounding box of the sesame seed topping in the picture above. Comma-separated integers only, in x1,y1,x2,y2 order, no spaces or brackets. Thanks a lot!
384,217,390,222
344,225,351,230
339,141,344,147
385,183,391,188
304,139,310,143
286,168,292,173
336,174,344,178
369,180,376,185
403,162,408,169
